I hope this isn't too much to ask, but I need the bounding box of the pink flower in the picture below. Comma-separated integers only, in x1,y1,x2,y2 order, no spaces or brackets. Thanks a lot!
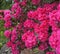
34,24,41,33
11,3,21,19
46,51,55,54
36,7,43,13
49,12,57,21
27,11,34,19
20,1,26,6
4,30,11,38
27,11,38,20
32,0,41,5
24,19,34,28
34,20,49,33
49,31,59,49
56,11,60,21
25,35,37,49
49,20,58,31
22,31,37,49
11,29,17,42
6,41,12,47
22,31,32,42
11,43,20,54
56,45,60,54
12,50,19,54
57,4,60,10
4,14,11,22
11,44,17,50
16,23,22,30
13,6,21,18
11,3,19,11
4,10,11,15
57,29,60,41
38,43,48,51
38,32,48,42
4,21,12,28
11,35,17,42
12,29,17,35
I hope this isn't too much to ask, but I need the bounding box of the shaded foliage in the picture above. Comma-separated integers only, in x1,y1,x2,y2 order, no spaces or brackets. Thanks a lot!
0,0,12,9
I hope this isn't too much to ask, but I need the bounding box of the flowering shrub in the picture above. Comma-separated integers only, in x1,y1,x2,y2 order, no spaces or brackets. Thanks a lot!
1,0,60,54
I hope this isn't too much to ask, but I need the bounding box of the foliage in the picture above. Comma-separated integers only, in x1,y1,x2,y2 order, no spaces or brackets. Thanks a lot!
0,0,12,9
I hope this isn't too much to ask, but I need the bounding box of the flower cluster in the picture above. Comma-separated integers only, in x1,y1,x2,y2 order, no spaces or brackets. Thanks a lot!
2,0,60,54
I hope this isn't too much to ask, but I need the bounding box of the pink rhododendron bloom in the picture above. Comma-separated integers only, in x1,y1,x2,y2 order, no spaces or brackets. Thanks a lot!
32,0,41,5
4,21,12,28
49,31,59,49
27,11,38,20
4,10,11,15
20,1,27,6
24,19,34,28
11,3,21,19
27,11,34,19
11,44,20,54
56,45,60,54
4,14,11,22
38,43,48,50
57,29,60,41
22,31,33,42
11,35,17,42
25,35,37,49
4,30,11,38
56,11,60,21
11,44,17,50
57,4,60,10
22,31,37,49
11,29,17,42
46,51,55,54
6,41,12,47
12,29,17,35
16,23,22,31
38,32,48,42
22,31,30,42
12,50,19,54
